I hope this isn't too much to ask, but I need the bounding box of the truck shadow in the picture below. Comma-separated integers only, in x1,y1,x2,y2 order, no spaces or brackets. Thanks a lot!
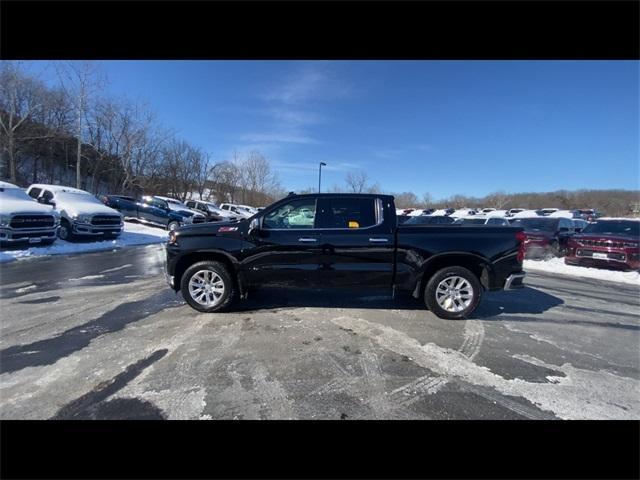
237,286,563,318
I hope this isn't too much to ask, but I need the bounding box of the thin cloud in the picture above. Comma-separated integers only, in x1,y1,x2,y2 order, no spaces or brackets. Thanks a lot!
239,133,320,145
264,63,352,105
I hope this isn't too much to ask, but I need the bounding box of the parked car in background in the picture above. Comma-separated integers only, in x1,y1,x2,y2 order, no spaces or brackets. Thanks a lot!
453,216,510,226
506,208,526,217
572,219,589,232
538,208,560,216
402,215,456,225
27,184,123,241
219,203,254,219
509,216,576,258
549,209,581,219
103,194,205,231
1,181,60,247
565,219,640,271
576,209,603,221
185,199,240,222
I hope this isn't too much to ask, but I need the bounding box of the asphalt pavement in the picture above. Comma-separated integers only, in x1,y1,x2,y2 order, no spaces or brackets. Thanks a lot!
1,244,638,419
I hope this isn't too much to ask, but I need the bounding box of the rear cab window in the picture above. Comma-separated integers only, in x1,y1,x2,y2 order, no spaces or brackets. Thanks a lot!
28,187,42,199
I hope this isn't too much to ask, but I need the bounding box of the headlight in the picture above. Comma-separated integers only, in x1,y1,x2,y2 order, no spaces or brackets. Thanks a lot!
0,214,10,227
183,215,193,224
73,214,92,224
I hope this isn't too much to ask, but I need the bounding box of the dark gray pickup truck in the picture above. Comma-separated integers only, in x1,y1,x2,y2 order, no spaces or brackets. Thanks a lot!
165,193,526,319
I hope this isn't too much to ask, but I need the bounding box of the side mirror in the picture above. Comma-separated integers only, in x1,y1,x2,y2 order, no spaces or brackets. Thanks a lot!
248,217,260,235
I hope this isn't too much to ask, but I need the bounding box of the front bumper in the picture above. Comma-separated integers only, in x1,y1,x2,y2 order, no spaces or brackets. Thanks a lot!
72,221,123,236
0,227,58,244
504,272,526,289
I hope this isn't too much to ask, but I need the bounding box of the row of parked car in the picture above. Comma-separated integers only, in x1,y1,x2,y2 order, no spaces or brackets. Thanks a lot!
396,208,639,271
0,180,260,247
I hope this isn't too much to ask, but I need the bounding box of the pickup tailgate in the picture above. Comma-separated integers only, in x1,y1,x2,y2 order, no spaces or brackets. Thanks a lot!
395,224,524,291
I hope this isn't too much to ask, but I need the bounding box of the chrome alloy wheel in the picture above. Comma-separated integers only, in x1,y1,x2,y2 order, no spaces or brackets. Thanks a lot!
188,270,226,307
435,276,474,313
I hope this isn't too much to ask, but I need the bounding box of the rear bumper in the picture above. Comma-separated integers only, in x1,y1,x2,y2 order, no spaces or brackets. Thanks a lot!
504,272,526,289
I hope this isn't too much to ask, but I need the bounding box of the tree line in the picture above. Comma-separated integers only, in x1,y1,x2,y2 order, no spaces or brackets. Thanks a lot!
0,61,282,206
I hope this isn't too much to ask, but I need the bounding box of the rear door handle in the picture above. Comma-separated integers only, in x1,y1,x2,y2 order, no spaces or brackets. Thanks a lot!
298,237,317,242
369,238,389,243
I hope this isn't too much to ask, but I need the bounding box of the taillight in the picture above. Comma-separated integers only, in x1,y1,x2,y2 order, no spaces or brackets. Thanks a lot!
515,230,526,262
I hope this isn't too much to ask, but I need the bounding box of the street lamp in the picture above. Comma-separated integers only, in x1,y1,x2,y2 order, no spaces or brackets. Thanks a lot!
318,162,327,193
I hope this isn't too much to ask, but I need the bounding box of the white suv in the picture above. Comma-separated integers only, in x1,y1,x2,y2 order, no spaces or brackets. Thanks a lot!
26,184,123,241
0,181,60,247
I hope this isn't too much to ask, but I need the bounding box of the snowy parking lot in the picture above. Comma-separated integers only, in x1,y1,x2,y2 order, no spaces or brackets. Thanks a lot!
1,243,638,420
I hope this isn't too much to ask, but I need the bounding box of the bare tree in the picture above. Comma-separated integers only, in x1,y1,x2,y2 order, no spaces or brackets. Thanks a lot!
485,190,511,209
345,170,370,193
393,192,419,209
56,61,104,189
0,62,47,183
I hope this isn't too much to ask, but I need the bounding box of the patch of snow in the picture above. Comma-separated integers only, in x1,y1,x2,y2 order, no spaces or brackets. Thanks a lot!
0,221,167,264
513,210,541,218
524,257,640,285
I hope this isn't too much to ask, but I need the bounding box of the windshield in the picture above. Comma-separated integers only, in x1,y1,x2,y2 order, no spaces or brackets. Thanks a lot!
0,187,36,202
56,191,101,205
510,218,557,231
582,221,640,237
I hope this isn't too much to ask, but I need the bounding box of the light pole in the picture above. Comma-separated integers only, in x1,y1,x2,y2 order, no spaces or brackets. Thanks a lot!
318,162,327,193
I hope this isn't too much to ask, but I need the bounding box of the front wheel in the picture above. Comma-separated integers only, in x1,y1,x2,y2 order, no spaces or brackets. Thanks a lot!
424,266,482,320
180,261,236,313
57,220,75,241
168,221,181,231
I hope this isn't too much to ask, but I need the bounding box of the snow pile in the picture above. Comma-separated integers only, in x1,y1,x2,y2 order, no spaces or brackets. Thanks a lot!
513,210,541,218
524,257,640,285
0,221,167,263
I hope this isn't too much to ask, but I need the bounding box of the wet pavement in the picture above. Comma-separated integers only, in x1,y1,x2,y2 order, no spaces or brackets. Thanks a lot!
1,244,638,419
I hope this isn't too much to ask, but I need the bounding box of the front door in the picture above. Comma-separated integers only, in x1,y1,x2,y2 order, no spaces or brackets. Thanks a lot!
241,197,323,288
316,196,395,288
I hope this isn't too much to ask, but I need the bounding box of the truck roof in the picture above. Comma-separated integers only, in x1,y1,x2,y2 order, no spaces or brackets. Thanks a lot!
0,181,20,189
286,193,395,201
28,184,90,195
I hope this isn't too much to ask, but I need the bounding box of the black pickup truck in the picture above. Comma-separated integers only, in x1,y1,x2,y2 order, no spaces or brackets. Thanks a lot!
164,193,526,319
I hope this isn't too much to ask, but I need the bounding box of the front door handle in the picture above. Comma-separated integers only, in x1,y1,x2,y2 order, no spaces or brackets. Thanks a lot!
369,238,389,243
298,237,317,242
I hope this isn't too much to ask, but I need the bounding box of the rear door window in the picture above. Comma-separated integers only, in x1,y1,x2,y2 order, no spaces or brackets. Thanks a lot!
321,197,378,229
28,187,42,199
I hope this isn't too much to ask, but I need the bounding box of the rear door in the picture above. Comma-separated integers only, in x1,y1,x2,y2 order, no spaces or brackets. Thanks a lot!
242,197,323,288
316,196,395,288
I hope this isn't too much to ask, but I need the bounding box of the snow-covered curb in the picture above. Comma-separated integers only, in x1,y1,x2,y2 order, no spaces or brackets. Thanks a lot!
524,257,640,286
0,221,167,264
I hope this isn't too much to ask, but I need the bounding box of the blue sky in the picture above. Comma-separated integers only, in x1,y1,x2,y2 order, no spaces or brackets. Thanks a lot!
31,61,639,199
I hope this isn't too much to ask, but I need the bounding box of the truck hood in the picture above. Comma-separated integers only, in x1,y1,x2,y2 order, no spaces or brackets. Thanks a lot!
58,198,122,217
1,196,57,216
167,204,204,218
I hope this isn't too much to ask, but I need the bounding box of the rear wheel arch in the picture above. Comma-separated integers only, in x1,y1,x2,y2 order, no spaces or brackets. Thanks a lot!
415,253,492,297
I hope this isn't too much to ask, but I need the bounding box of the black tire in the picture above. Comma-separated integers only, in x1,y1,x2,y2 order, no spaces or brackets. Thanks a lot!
180,260,236,313
57,219,75,241
168,220,180,232
549,240,562,258
424,266,482,320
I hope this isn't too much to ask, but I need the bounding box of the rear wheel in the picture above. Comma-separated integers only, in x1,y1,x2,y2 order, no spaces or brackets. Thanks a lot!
425,266,482,320
180,261,236,313
168,220,180,231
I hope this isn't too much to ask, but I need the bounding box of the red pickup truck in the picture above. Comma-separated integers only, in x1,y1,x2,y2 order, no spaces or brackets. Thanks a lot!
565,218,640,271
